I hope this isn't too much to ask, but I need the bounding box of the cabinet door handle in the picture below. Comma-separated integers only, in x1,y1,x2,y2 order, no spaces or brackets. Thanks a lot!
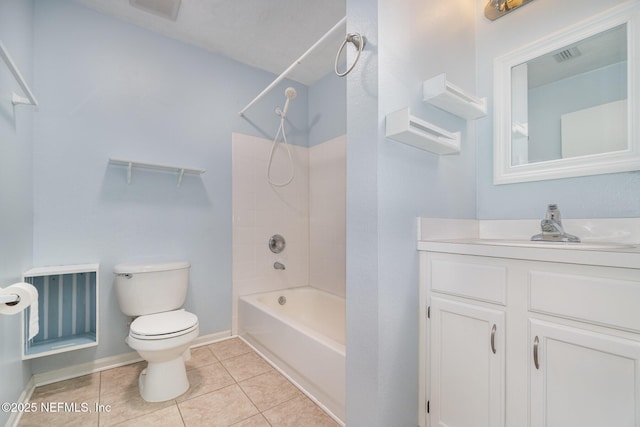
533,336,540,369
491,324,497,354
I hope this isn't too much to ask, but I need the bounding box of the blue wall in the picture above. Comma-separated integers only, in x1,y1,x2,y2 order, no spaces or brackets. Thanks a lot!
29,0,308,374
346,0,477,425
345,0,380,423
476,0,640,219
308,70,346,146
5,1,638,425
345,3,637,425
377,0,477,424
0,0,35,424
528,62,627,163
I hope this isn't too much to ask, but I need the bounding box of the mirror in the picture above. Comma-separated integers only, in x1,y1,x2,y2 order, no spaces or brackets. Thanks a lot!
493,3,640,184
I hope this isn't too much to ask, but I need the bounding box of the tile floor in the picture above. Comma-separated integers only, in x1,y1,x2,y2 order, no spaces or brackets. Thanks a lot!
18,338,340,427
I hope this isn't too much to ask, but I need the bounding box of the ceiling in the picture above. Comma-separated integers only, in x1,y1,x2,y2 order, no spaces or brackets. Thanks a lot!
527,24,627,89
72,0,346,85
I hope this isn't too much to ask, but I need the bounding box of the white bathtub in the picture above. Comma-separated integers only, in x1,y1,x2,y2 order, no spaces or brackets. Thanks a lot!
238,287,345,423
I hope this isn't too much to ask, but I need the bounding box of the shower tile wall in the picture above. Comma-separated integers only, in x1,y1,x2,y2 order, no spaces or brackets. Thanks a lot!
231,133,310,332
309,135,346,298
231,132,346,332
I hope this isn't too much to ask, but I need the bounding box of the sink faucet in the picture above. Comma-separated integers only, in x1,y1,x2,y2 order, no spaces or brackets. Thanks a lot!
531,204,580,242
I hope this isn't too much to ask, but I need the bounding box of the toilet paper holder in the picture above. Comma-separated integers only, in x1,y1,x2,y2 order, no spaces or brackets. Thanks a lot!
0,293,20,305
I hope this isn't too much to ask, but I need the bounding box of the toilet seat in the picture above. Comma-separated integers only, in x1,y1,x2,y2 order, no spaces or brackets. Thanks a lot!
130,309,199,340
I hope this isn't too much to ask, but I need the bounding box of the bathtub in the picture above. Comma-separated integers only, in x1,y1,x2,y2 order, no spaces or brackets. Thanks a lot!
238,287,345,423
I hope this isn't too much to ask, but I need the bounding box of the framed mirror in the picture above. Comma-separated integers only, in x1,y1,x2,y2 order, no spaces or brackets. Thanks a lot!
493,2,640,184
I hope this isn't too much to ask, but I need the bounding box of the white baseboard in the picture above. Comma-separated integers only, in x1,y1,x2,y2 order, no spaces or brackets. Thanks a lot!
5,331,232,427
5,376,35,427
32,351,143,387
191,330,231,348
10,331,343,426
32,330,231,387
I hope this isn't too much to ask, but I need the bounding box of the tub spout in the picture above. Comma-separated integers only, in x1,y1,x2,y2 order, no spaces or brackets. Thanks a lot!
274,261,286,270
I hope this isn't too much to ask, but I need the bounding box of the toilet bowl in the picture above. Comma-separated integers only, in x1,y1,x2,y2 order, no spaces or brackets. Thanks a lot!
126,309,199,402
113,261,199,402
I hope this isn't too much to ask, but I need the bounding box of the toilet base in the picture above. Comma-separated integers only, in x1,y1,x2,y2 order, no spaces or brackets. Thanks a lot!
138,357,189,402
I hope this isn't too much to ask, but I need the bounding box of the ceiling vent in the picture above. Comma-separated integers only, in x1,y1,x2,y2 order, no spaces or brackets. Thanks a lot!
553,46,582,63
129,0,181,21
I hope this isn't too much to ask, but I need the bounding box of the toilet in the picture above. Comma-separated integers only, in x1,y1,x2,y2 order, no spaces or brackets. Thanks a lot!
113,261,199,402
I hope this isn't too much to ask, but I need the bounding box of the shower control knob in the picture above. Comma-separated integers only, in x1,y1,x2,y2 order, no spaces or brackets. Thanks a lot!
269,234,286,254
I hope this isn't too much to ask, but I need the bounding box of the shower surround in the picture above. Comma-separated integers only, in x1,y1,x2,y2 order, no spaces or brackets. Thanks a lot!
231,132,346,329
231,131,346,421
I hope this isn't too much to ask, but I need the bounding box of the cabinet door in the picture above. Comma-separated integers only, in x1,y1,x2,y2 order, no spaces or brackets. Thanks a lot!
429,297,505,427
530,319,640,427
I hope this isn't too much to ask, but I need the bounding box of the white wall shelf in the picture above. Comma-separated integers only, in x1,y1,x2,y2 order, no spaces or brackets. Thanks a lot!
108,158,206,187
423,73,486,120
385,107,460,155
22,264,99,360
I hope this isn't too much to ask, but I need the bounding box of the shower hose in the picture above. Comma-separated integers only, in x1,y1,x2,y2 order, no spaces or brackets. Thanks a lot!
266,111,295,187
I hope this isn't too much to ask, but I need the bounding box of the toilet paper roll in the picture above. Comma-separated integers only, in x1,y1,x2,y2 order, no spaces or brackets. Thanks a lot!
0,282,38,315
0,282,39,340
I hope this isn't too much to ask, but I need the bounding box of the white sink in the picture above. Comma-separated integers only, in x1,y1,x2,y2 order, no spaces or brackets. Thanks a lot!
467,239,636,250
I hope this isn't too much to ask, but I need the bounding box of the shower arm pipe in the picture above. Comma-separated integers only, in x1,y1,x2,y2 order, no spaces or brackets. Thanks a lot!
238,16,346,117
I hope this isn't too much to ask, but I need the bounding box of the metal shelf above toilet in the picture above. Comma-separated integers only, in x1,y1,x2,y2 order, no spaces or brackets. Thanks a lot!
108,158,206,187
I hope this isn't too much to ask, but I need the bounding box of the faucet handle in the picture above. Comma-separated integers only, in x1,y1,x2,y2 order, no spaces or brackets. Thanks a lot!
545,204,561,223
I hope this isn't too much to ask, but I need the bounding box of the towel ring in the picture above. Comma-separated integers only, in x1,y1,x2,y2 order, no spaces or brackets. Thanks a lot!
335,33,366,77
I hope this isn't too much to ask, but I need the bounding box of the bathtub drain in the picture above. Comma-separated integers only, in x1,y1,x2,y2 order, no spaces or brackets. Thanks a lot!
278,296,287,305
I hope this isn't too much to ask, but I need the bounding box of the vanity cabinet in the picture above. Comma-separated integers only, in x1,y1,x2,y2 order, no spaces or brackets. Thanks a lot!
419,249,640,427
530,319,640,427
429,297,504,427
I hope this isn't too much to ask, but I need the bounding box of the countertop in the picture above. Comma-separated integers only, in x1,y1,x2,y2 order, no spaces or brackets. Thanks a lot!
417,239,640,269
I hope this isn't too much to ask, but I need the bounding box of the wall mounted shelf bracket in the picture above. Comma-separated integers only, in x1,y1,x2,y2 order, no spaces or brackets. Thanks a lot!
0,40,38,107
108,158,206,187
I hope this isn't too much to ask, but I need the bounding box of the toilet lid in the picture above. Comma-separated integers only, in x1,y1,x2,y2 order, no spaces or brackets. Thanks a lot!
130,309,198,337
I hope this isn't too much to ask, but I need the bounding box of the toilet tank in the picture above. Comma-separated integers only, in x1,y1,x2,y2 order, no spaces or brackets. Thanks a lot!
113,261,190,316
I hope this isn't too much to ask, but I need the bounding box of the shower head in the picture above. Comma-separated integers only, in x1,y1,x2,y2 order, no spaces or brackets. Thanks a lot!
281,87,297,118
285,87,297,100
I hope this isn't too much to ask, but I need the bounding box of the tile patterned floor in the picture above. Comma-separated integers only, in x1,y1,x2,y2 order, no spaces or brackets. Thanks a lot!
18,338,340,427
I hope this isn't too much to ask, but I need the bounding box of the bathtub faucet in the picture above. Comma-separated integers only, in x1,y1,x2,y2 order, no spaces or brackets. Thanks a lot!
273,261,286,270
